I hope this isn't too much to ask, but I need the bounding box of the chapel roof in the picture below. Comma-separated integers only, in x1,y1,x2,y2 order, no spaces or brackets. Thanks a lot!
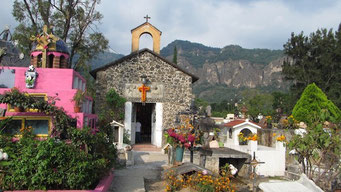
224,119,260,128
131,22,162,34
90,48,199,83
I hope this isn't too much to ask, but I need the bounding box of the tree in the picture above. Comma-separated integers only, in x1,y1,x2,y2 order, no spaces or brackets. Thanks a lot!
288,110,341,191
271,91,296,115
292,83,341,124
11,0,108,69
240,89,274,121
172,46,177,64
282,24,341,108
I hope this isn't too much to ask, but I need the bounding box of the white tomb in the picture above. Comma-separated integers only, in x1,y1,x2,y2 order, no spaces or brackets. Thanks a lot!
224,119,286,176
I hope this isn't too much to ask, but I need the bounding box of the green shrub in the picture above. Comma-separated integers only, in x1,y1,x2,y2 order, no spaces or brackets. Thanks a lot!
292,83,341,124
3,137,107,190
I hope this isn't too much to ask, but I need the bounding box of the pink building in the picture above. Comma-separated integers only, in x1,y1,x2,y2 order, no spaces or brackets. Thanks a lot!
0,26,97,137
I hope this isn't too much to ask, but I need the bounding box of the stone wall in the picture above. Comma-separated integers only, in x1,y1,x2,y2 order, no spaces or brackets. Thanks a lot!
95,51,194,131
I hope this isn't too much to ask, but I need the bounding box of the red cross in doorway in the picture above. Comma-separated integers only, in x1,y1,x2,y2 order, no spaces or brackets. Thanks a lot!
138,84,150,102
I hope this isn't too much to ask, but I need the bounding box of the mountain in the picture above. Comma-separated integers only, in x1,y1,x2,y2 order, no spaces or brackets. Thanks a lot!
90,40,288,103
160,40,288,102
89,50,124,70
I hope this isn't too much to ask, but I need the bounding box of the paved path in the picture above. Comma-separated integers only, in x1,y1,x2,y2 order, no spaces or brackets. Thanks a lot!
109,151,168,192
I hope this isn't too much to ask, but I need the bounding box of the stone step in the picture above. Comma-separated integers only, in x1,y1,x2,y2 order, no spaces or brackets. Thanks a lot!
133,144,161,152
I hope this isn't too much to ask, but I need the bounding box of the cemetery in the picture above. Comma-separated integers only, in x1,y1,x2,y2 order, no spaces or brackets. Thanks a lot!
0,3,340,192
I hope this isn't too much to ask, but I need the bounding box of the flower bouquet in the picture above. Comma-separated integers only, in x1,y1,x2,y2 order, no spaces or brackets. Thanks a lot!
164,119,198,164
165,120,196,149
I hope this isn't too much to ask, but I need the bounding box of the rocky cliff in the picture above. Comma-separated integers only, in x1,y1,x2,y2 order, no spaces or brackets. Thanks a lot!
91,40,288,102
162,40,286,89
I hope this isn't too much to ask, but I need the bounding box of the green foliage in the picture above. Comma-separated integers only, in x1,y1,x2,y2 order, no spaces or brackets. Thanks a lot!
283,24,341,108
98,89,126,142
72,89,85,106
292,83,341,124
0,87,75,139
2,137,106,190
288,110,341,190
1,126,117,190
194,98,209,115
239,89,275,120
271,91,296,115
69,127,117,168
0,117,13,134
105,89,126,108
172,46,177,64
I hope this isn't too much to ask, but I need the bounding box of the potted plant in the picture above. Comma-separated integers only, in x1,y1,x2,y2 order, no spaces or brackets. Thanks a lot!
72,89,84,113
0,87,30,112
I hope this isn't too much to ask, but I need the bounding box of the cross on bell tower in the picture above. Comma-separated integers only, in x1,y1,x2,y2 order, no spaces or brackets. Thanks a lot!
131,15,162,54
144,14,151,22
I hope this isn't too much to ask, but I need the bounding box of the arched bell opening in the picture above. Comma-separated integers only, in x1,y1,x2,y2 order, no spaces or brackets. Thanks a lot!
139,32,153,51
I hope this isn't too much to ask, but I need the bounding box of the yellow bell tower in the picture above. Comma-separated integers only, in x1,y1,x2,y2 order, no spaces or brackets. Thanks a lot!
131,15,162,54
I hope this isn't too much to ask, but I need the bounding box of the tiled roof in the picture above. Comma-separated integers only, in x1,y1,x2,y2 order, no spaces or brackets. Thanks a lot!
224,119,259,128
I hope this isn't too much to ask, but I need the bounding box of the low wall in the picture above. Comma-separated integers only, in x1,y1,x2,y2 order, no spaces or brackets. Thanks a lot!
257,128,295,147
256,148,286,176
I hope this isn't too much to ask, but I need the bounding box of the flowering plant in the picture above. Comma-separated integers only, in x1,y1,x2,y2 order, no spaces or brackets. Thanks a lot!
238,132,258,142
247,133,258,141
266,116,272,124
165,119,197,149
164,168,235,192
273,133,286,142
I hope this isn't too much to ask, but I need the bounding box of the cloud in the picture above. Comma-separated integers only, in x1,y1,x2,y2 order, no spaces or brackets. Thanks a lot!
1,0,341,54
97,0,341,54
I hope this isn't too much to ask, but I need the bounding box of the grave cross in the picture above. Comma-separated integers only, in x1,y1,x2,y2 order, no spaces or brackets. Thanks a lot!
144,14,151,22
245,152,265,192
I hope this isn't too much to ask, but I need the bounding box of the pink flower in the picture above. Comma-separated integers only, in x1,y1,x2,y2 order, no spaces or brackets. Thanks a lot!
184,142,191,148
178,135,186,143
202,170,208,175
187,134,195,142
170,132,177,138
167,129,173,134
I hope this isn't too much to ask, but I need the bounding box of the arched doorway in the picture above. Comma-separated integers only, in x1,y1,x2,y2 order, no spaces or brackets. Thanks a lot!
239,128,252,145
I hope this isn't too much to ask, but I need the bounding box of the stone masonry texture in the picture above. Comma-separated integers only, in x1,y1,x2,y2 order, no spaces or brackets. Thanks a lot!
95,51,194,133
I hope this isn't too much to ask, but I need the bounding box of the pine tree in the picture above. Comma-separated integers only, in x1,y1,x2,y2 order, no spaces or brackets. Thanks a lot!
282,24,341,108
172,46,177,64
292,83,341,124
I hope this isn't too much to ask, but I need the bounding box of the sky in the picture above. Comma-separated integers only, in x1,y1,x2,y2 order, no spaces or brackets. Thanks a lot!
1,0,341,55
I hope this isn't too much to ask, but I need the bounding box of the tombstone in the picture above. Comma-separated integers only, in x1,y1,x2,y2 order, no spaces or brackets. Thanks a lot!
199,117,215,149
209,140,219,148
205,105,212,117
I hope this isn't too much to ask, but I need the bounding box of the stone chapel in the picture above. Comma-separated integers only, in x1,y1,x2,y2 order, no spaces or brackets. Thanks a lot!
91,19,198,147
